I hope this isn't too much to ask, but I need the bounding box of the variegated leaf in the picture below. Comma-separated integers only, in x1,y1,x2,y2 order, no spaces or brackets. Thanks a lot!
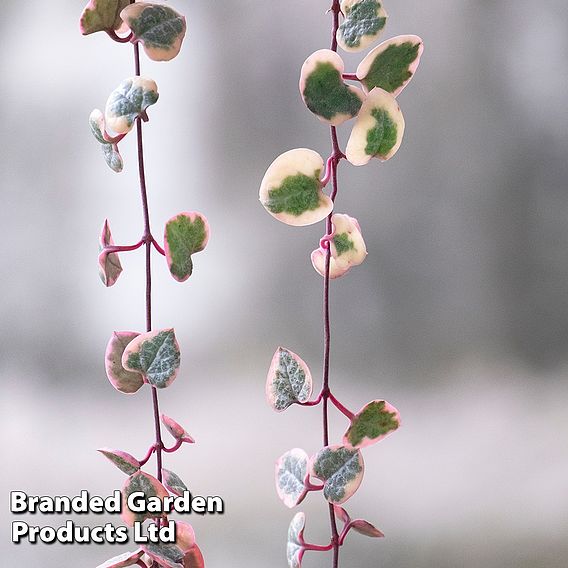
162,468,188,497
164,212,210,282
102,143,124,173
299,50,364,126
141,543,184,568
80,0,130,35
259,149,332,226
95,549,144,568
90,109,110,144
266,347,312,411
105,331,144,394
275,448,309,508
98,448,141,475
310,446,364,504
287,512,306,568
121,471,169,526
343,400,400,449
337,0,387,52
122,329,181,389
161,414,195,443
98,219,123,286
357,35,424,96
121,3,186,62
346,87,405,165
311,214,367,279
350,518,384,538
105,77,159,134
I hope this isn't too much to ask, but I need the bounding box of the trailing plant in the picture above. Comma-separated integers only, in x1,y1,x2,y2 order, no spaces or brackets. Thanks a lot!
259,1,423,566
81,2,207,567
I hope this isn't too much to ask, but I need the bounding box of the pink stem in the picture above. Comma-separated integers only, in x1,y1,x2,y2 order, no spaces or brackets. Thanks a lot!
321,156,335,186
299,390,324,407
105,29,134,43
138,444,157,466
162,439,183,453
342,73,359,81
303,541,334,552
305,479,325,492
104,239,144,254
320,234,334,250
329,391,355,420
135,561,147,568
103,132,127,145
151,237,166,256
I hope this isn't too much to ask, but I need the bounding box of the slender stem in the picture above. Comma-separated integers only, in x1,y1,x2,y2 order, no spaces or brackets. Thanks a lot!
323,3,343,567
104,239,144,254
299,389,324,407
151,237,166,256
303,542,334,552
105,29,134,43
342,73,359,81
133,40,165,484
163,438,184,453
329,391,354,420
139,444,156,467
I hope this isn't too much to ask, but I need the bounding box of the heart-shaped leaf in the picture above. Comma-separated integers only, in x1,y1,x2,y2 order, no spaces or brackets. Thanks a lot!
266,347,313,411
275,448,309,508
310,445,364,504
300,50,364,126
102,143,124,173
105,331,144,394
346,87,405,165
98,448,141,476
122,328,181,389
105,77,159,134
164,212,210,282
343,399,400,449
121,3,186,62
121,471,169,526
337,0,387,52
287,512,306,568
162,468,188,497
357,35,424,96
95,549,144,568
183,545,204,568
350,518,385,538
98,219,123,287
80,0,130,35
161,414,195,443
311,214,367,279
259,148,332,226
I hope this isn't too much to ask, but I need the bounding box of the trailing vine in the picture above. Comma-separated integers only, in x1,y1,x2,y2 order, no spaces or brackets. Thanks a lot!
81,2,207,567
259,1,424,566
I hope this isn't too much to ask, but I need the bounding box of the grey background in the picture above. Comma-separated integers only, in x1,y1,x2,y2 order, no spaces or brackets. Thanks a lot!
2,0,568,566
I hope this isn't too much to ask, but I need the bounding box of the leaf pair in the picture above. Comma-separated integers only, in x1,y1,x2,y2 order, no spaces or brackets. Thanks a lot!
105,329,181,393
277,446,364,506
81,1,187,62
89,77,159,172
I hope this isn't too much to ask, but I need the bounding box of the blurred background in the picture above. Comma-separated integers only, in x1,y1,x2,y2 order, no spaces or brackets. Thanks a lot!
2,0,568,566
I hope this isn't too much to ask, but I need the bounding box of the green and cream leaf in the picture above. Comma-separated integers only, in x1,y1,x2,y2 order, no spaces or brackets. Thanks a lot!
121,3,186,61
105,331,144,394
337,0,387,52
287,512,306,568
98,448,141,476
259,149,332,226
162,468,189,497
164,212,210,282
343,400,400,449
105,77,159,134
121,471,169,526
275,448,309,508
311,213,367,279
266,347,313,411
310,445,364,504
346,87,405,165
122,329,181,389
299,50,364,126
80,0,130,35
98,219,123,287
357,35,424,96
